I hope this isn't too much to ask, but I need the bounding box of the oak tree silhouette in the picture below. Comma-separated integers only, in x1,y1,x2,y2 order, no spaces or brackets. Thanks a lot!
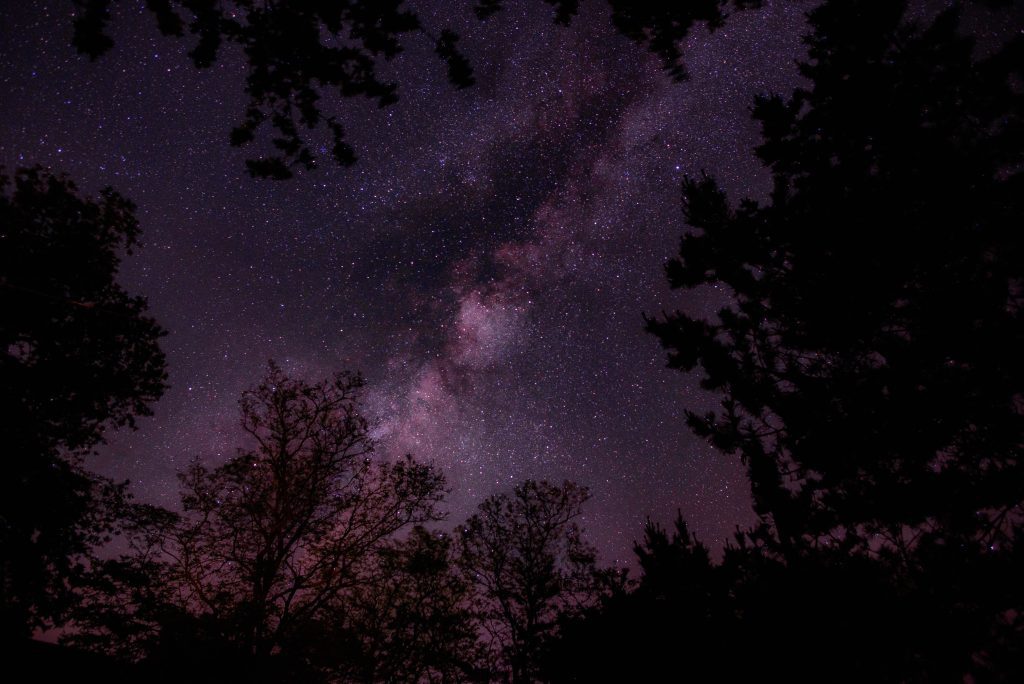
154,362,445,669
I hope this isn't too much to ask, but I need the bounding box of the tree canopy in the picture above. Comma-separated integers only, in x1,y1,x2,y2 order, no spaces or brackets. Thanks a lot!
647,0,1024,557
163,362,446,660
59,372,620,681
323,525,479,682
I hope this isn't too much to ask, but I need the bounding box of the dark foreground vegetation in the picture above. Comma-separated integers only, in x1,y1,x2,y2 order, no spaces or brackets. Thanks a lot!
2,0,1022,681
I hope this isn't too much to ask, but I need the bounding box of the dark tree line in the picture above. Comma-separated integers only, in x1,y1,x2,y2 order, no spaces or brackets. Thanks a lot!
56,361,612,683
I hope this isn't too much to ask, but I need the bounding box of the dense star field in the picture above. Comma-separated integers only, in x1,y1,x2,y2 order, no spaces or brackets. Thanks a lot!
0,0,812,562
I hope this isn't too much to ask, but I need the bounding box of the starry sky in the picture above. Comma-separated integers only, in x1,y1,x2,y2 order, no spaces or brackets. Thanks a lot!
0,0,813,564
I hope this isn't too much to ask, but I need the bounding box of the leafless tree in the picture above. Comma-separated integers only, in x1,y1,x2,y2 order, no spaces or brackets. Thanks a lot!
165,361,447,660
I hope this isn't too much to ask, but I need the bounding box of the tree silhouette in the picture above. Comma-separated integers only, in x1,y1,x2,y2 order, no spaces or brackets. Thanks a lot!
455,480,617,683
645,0,1023,678
551,519,1017,682
151,362,447,669
0,167,167,639
59,502,182,662
545,515,733,683
649,0,1023,555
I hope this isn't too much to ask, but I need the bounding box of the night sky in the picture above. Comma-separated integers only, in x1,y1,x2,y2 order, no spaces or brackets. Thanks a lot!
0,0,812,564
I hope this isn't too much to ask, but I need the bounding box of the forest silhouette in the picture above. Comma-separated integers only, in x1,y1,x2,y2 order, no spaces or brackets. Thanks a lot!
2,0,1023,681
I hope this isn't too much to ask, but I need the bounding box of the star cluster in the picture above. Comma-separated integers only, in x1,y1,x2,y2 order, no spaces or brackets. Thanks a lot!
0,0,811,563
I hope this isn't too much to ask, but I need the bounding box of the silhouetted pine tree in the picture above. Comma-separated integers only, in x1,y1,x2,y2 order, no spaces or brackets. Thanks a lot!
644,0,1023,679
546,515,731,683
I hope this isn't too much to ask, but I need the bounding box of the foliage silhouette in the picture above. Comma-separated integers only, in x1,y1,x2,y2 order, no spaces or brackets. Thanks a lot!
68,0,770,179
641,0,1024,679
545,515,731,682
59,502,182,662
550,517,1013,682
0,167,167,639
71,0,475,179
648,0,1024,556
60,361,453,680
65,481,617,682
